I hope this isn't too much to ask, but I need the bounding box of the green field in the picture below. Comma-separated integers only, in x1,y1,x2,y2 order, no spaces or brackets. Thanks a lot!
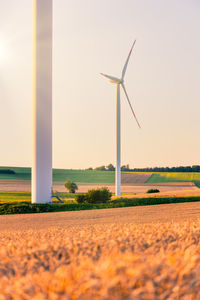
0,167,115,183
53,169,114,183
0,167,31,180
0,192,31,203
1,167,200,187
0,191,78,204
147,172,200,187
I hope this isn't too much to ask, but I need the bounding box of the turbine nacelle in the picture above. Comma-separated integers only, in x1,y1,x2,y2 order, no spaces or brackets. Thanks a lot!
110,78,123,84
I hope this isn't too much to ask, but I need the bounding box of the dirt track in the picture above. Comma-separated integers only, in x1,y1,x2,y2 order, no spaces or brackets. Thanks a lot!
1,201,200,231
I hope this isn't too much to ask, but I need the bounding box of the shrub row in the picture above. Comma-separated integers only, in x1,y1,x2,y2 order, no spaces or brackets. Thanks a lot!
1,197,200,215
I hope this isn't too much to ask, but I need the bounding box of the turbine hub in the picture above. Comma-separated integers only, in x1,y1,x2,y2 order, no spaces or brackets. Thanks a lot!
110,77,123,84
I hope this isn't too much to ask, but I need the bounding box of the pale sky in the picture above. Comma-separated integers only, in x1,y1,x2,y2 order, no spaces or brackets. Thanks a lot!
0,0,200,169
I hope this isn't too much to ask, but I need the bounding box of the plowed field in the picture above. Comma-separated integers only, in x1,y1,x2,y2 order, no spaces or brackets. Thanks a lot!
121,172,152,183
0,179,199,197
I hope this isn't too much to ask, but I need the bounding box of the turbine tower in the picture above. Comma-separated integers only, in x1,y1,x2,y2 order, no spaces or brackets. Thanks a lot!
32,0,53,203
100,40,140,196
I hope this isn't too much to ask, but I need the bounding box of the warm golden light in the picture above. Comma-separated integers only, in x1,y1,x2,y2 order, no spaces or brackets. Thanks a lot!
0,41,6,63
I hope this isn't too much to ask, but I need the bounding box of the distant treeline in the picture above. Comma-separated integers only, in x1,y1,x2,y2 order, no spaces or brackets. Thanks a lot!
132,166,200,173
0,169,15,174
87,164,200,173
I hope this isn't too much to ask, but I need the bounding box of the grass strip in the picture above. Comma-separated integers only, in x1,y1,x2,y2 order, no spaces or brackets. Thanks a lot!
0,197,200,215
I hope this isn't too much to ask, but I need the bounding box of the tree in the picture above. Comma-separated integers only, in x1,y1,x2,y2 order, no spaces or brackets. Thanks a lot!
121,164,130,171
64,179,78,193
0,169,15,174
106,164,115,171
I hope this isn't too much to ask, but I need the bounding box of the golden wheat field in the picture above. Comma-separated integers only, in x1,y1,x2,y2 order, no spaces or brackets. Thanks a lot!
1,204,200,299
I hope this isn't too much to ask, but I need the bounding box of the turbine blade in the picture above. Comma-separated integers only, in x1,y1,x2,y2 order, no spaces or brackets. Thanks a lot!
100,73,110,79
100,73,120,82
122,84,141,128
121,40,136,80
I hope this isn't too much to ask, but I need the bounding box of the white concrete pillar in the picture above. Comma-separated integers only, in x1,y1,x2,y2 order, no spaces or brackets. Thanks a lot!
115,84,121,196
32,0,52,203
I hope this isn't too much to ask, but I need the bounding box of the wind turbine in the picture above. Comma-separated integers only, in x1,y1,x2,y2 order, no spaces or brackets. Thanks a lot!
100,40,140,196
32,0,53,203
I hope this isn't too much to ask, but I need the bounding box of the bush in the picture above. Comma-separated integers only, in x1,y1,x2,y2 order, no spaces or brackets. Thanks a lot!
76,194,88,204
75,187,112,204
64,179,78,193
147,189,160,194
87,187,112,203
